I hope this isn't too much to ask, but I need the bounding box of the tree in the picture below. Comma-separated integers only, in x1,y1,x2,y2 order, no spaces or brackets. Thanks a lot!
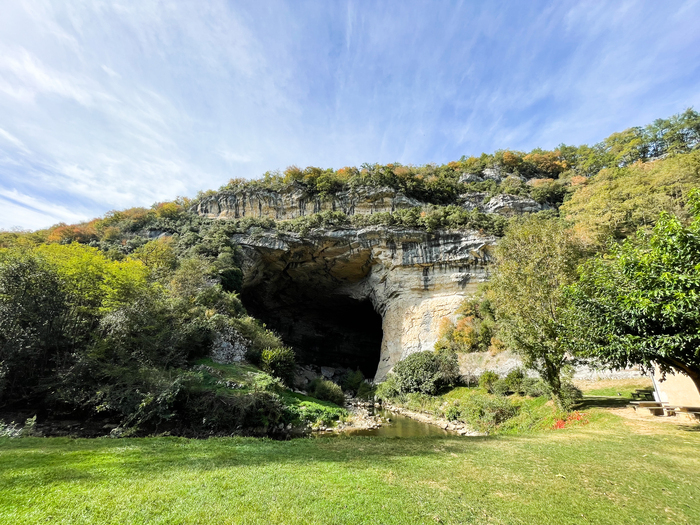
489,216,589,408
0,250,71,403
567,190,700,391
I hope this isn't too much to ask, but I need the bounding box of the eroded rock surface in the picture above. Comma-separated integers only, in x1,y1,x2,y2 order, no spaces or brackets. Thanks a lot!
196,183,423,220
231,226,496,380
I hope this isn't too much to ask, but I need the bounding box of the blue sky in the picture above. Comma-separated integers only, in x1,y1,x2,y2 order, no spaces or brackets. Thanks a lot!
1,1,699,230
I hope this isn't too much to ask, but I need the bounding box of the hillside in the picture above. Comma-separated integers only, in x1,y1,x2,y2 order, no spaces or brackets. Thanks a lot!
1,109,699,437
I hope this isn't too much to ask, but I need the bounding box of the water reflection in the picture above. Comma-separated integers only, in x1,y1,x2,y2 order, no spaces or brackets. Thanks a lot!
342,408,455,438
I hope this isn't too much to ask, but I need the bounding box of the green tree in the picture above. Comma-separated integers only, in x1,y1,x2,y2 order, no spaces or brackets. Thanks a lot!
567,190,700,391
561,150,700,243
0,250,71,403
489,216,589,408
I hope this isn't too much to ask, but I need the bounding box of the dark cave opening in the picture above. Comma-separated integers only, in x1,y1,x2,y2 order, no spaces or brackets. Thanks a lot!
241,286,383,378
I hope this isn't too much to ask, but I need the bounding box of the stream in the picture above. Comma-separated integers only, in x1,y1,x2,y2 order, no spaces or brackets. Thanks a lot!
327,407,457,438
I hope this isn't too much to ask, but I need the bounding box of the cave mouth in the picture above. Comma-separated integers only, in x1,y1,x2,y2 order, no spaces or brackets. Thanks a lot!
241,286,383,379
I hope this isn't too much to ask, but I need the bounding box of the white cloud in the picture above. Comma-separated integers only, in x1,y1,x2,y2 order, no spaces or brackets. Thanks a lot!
0,45,97,106
0,1,698,230
0,128,30,153
0,188,88,230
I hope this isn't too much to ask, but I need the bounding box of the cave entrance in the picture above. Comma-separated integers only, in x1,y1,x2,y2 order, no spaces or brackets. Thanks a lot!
241,287,383,378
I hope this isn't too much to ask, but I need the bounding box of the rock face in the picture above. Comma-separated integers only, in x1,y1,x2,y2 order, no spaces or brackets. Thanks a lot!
231,226,496,380
482,194,543,215
194,183,546,380
196,183,423,220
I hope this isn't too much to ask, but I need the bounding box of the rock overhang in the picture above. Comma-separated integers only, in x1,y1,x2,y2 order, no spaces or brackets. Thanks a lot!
231,225,496,380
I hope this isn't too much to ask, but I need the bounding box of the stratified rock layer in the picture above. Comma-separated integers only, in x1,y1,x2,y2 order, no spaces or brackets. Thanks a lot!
196,183,544,220
196,183,423,220
231,226,496,380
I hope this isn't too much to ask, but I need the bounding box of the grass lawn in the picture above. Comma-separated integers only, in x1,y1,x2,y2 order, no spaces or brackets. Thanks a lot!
1,407,699,524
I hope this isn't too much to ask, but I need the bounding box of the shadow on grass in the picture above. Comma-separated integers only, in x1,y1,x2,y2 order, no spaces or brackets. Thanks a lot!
577,396,631,409
0,433,502,490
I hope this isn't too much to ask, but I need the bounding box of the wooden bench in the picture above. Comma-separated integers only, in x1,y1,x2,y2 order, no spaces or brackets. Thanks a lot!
631,389,655,401
630,401,666,416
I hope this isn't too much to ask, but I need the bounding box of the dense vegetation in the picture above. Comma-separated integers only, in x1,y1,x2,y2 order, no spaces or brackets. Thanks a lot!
1,108,700,435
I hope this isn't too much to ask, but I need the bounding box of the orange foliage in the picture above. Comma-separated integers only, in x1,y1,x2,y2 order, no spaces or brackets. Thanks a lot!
502,151,523,169
524,150,568,175
46,222,98,244
569,175,587,186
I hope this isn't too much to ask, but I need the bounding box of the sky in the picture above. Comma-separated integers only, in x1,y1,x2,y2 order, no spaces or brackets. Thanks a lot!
1,1,699,230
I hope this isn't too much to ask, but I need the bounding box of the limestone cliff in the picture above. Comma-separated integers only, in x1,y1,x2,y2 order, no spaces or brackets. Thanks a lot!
196,183,424,220
195,183,543,220
194,183,551,380
230,225,496,380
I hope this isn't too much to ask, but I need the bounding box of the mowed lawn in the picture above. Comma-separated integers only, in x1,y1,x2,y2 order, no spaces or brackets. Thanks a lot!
1,410,699,524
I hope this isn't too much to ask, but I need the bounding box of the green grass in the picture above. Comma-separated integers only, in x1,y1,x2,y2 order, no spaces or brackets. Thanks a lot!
190,359,347,426
1,410,699,524
576,378,654,399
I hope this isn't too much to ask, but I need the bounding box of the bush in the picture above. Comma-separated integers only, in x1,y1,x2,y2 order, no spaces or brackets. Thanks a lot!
559,382,583,411
309,378,346,406
491,379,510,396
521,378,549,397
505,368,525,393
393,352,441,395
478,371,500,393
260,347,296,386
460,394,520,434
356,382,375,401
341,369,365,393
435,348,460,388
374,375,400,401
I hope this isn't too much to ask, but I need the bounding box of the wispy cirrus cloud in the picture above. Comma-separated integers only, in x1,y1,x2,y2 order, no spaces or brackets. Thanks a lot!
0,0,698,230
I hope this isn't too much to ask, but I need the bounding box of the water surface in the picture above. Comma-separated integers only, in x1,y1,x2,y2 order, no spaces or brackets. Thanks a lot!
342,408,456,438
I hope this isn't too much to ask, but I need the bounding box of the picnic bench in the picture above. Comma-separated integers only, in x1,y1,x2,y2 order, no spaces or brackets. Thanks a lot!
630,402,700,420
631,389,655,401
629,401,665,416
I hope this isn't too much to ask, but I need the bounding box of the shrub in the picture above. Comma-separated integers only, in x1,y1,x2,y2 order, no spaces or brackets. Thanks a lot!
356,381,375,401
288,401,347,427
374,375,400,401
521,378,549,397
435,348,460,388
310,378,346,406
505,368,525,393
478,371,500,393
181,388,288,431
444,402,461,421
491,379,510,396
460,394,519,433
393,351,441,395
559,382,583,411
260,347,296,386
341,369,365,393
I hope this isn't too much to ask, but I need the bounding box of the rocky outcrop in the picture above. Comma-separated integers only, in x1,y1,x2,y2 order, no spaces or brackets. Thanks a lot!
482,194,543,215
230,225,496,380
196,183,423,220
458,192,543,215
